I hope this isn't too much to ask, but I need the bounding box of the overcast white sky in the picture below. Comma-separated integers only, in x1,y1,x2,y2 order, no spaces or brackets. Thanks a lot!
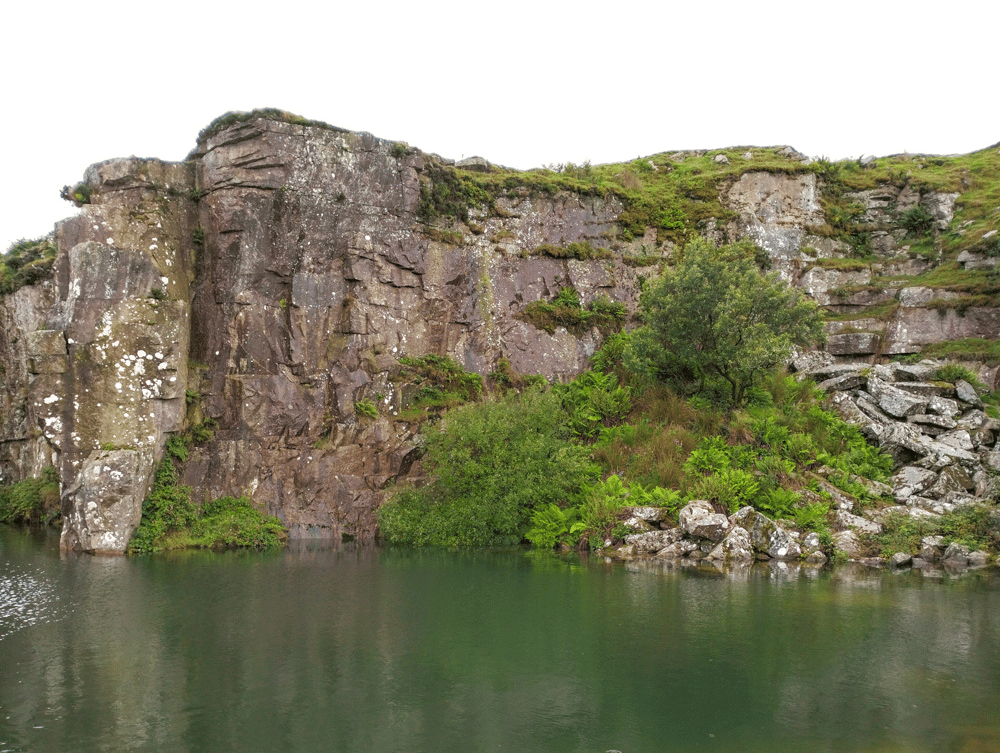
2,0,996,252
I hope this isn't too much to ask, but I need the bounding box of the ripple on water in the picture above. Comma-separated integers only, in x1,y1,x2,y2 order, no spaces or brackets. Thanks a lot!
0,565,67,640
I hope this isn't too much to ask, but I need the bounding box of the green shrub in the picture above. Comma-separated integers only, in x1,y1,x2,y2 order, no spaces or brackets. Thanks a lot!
0,237,57,295
758,487,799,519
525,503,583,549
689,468,759,513
522,241,612,260
518,287,626,336
0,467,59,525
128,461,199,554
398,354,484,402
933,363,983,388
683,436,731,475
573,475,632,547
355,399,378,419
628,239,824,404
166,435,191,462
378,388,596,547
900,205,935,237
555,369,632,438
192,496,287,550
793,500,832,533
129,461,286,554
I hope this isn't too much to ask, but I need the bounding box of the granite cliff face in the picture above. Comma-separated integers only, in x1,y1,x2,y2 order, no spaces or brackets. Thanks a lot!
1,113,997,552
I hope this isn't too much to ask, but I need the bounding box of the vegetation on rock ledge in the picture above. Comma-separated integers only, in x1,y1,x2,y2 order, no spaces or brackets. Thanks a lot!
1,236,57,295
0,468,59,526
128,459,286,555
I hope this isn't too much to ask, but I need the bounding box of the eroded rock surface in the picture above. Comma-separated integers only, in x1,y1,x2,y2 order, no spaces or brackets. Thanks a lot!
1,113,998,553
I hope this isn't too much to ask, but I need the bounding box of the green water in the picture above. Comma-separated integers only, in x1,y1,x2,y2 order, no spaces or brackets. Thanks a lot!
1,526,999,753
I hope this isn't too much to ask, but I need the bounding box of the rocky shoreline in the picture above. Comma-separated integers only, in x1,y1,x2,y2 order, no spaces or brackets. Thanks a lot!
603,356,1000,569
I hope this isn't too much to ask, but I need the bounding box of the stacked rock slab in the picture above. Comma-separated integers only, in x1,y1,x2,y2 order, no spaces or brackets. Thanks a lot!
802,359,1000,514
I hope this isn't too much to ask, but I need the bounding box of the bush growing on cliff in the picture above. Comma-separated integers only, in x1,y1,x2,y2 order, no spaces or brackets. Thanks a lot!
0,467,59,526
377,388,596,547
628,239,824,405
518,286,627,336
129,460,286,554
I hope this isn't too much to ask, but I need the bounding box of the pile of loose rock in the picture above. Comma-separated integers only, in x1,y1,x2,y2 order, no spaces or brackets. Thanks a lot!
613,501,830,564
605,357,999,568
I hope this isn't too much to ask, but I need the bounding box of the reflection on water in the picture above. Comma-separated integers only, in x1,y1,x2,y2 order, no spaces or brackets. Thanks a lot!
0,566,59,641
1,527,999,753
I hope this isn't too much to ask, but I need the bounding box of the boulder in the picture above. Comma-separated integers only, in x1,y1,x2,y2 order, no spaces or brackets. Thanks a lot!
656,537,701,559
894,382,950,398
609,543,638,560
625,506,673,524
974,469,1000,497
805,363,867,382
937,429,975,453
60,449,153,554
955,380,984,408
832,530,863,559
706,526,755,561
730,507,802,560
679,500,730,542
816,372,868,391
919,535,945,561
625,529,682,555
906,497,951,516
834,509,882,535
956,409,994,432
790,350,835,374
867,376,928,418
890,552,913,567
927,395,960,417
942,542,971,566
907,414,957,433
968,551,990,567
926,466,974,498
893,361,940,382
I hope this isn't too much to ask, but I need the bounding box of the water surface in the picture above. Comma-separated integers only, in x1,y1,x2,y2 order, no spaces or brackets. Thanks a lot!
1,526,998,752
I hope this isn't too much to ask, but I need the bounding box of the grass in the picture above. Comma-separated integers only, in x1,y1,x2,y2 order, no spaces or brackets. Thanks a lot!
1,236,57,295
867,507,1000,558
913,338,1000,365
519,242,613,261
517,287,626,336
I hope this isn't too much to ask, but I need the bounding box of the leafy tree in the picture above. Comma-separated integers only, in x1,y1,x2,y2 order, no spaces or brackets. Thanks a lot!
628,239,824,405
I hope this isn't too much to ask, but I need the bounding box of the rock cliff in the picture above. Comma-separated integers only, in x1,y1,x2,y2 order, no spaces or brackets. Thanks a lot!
1,110,997,552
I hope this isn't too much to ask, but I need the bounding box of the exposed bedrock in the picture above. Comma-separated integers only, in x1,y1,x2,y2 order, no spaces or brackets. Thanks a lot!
0,115,996,552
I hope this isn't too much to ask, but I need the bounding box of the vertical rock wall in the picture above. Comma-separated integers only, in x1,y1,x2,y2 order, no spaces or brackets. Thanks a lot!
0,158,194,552
179,118,640,540
1,115,996,552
